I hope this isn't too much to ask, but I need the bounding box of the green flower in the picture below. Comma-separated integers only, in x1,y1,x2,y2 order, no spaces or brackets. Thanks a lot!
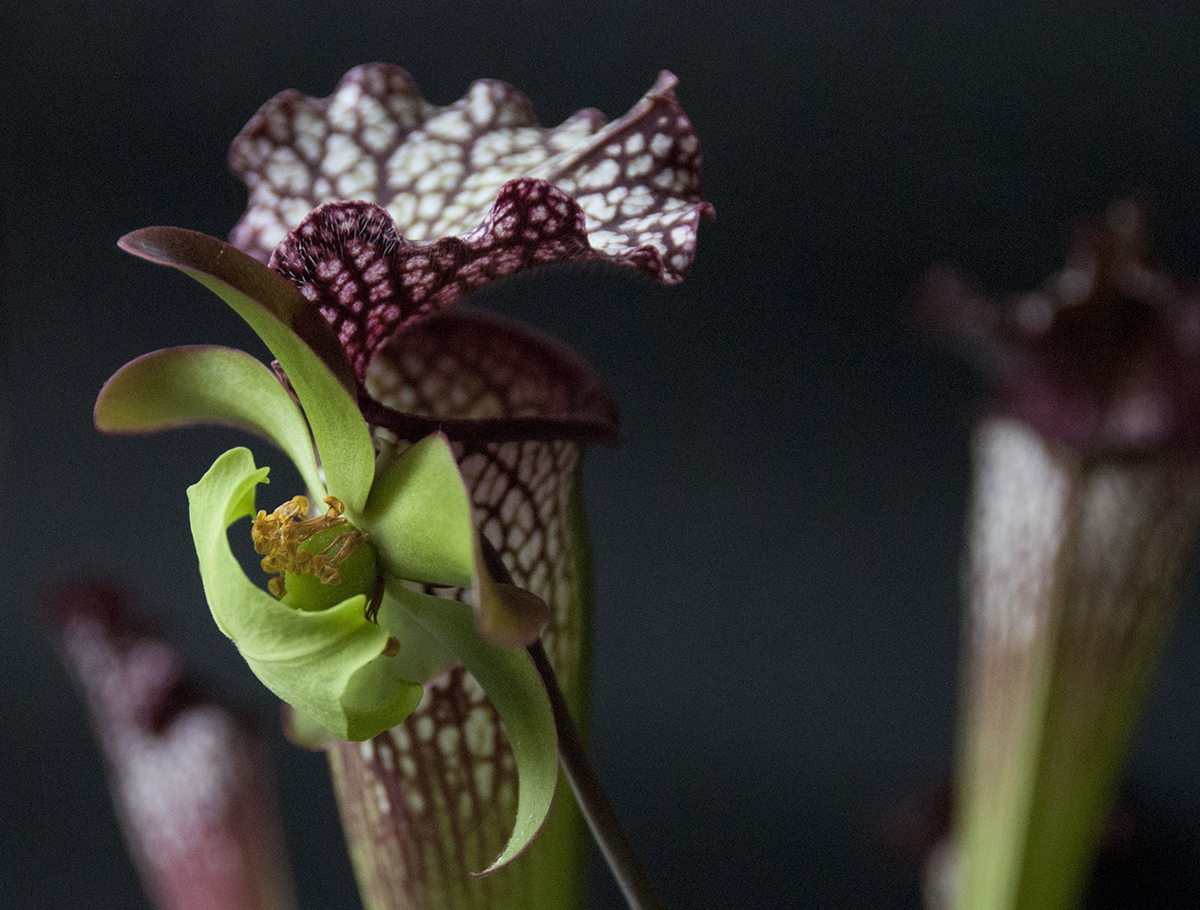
96,226,556,872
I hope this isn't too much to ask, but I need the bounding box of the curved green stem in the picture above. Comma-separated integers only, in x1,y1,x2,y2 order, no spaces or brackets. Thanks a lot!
527,639,669,910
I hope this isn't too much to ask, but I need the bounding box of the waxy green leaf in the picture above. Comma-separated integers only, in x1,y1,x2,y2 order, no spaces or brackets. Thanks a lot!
120,227,375,513
188,446,423,740
96,345,324,500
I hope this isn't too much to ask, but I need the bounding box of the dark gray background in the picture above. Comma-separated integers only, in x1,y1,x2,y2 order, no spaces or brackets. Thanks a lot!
5,2,1200,908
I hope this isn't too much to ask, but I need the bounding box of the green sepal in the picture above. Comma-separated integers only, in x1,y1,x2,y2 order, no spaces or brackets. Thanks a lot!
120,227,374,513
362,434,551,645
374,586,458,684
361,433,475,588
402,594,558,873
187,446,423,740
96,345,324,500
472,535,552,648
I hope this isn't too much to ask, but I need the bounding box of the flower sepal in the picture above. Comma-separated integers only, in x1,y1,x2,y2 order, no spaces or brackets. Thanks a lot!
186,445,559,870
188,446,425,741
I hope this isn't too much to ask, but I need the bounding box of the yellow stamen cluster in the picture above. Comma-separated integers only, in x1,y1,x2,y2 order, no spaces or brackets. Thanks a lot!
251,495,366,598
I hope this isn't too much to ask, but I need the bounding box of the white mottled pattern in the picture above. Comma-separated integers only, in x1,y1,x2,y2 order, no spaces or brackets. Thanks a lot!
229,65,713,287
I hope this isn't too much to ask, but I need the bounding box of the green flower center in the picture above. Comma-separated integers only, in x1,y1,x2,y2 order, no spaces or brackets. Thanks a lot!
252,495,377,611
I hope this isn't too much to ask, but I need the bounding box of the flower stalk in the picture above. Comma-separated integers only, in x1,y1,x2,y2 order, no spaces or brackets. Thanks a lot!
528,631,669,910
474,535,666,910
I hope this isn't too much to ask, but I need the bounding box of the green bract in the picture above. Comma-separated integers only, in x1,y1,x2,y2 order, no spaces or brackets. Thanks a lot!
96,227,557,871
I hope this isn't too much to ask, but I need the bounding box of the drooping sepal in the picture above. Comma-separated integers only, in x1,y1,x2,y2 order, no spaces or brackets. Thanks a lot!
472,535,551,649
400,596,558,873
95,344,324,500
362,431,551,646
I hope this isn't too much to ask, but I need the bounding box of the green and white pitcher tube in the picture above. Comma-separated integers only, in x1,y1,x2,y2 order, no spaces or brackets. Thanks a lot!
921,201,1200,910
947,417,1200,910
328,309,618,910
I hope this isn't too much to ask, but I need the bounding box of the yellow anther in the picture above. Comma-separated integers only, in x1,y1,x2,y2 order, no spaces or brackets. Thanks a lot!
251,495,366,598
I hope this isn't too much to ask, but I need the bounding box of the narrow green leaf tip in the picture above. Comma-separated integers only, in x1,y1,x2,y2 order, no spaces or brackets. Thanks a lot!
404,595,558,873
